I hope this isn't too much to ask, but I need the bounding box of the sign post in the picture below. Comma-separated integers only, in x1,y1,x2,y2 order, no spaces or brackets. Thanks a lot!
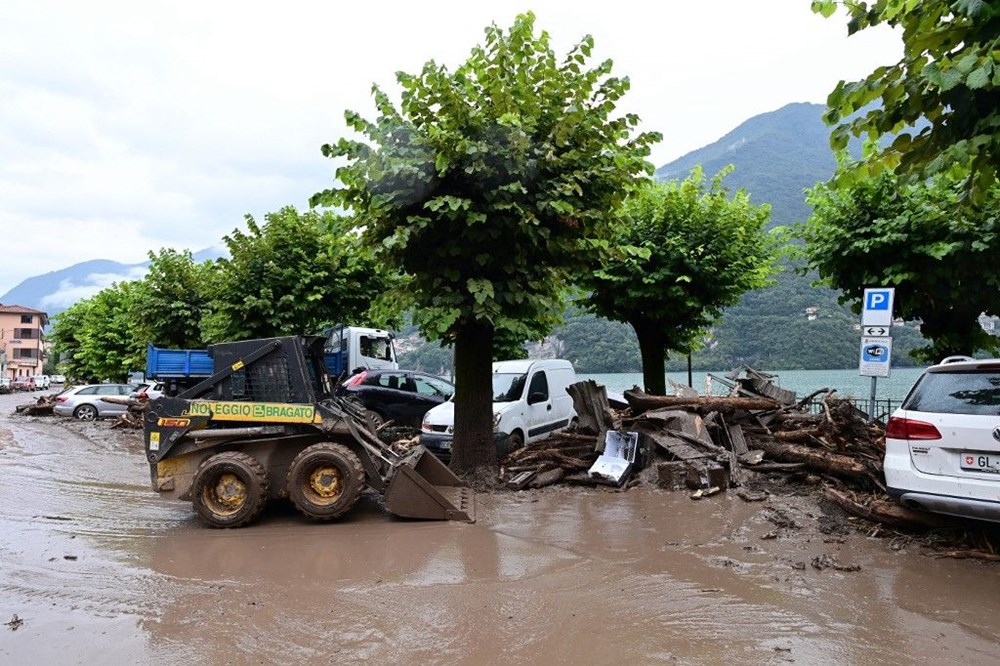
859,288,895,420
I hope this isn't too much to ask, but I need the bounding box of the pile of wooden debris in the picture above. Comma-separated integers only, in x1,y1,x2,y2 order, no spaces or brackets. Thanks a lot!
498,370,943,533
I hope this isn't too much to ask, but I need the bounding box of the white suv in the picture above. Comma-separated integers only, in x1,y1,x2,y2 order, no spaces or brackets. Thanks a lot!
885,357,1000,523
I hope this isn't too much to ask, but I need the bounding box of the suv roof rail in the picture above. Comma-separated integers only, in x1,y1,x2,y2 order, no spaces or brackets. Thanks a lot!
939,355,975,364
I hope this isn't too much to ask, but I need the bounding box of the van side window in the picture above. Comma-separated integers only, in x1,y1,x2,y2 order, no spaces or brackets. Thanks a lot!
527,371,549,402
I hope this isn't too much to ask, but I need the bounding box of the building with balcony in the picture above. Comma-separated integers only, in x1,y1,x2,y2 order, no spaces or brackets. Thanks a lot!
0,304,48,380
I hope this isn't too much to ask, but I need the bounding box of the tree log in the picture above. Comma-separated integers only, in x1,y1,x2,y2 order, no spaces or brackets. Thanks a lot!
824,488,948,530
624,389,779,414
754,438,871,480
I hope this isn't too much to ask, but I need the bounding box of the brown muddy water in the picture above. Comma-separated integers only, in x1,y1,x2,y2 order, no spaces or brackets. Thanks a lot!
0,392,998,664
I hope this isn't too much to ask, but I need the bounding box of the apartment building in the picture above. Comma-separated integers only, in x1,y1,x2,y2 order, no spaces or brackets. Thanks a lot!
0,304,48,380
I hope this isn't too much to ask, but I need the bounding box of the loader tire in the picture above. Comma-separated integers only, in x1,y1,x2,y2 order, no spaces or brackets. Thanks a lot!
287,442,365,521
191,451,269,528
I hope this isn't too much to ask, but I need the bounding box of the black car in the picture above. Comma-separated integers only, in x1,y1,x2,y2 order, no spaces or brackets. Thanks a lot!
336,369,454,429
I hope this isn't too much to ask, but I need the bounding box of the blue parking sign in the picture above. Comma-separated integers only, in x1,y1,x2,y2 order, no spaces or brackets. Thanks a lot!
862,287,895,327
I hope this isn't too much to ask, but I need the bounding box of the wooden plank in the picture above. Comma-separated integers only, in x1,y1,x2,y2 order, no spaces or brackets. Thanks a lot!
726,423,749,456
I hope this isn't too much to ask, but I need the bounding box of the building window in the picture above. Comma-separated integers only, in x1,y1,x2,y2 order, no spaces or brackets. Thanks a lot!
14,328,37,339
20,315,32,324
13,348,38,360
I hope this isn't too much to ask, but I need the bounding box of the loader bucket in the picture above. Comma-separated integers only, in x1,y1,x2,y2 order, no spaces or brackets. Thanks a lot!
383,447,476,522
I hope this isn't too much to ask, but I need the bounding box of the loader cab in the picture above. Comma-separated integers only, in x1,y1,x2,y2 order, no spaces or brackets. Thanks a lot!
201,335,332,403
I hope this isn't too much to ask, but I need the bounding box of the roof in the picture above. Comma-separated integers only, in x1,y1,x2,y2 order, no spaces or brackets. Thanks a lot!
0,304,49,326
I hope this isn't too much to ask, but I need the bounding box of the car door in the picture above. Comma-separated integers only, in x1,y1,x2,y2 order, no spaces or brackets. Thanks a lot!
366,372,410,423
95,385,127,416
524,370,558,442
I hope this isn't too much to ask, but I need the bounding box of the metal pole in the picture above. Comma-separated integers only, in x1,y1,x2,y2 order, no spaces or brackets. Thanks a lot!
868,376,878,422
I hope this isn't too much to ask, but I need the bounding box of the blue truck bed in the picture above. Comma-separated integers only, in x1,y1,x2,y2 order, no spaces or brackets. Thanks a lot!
146,344,214,379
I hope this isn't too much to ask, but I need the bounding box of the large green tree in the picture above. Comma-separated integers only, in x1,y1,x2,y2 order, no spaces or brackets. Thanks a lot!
202,206,394,342
49,280,148,382
312,13,658,472
801,170,1000,360
815,0,1000,203
134,248,215,349
583,167,776,395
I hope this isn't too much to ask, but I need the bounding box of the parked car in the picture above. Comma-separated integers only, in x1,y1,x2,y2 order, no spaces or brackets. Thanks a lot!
33,374,51,390
50,374,66,385
130,382,165,400
335,369,454,429
420,359,578,462
885,356,1000,523
0,378,10,394
52,384,133,420
11,376,36,392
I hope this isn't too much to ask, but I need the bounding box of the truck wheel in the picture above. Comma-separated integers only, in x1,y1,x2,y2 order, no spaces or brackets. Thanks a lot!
191,451,269,528
287,443,365,521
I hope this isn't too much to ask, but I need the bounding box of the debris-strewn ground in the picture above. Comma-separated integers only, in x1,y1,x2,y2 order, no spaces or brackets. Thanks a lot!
13,375,1000,561
491,374,1000,562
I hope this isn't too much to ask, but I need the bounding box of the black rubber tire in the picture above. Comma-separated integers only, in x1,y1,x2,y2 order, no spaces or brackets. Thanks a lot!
366,410,386,430
510,430,525,450
74,404,98,421
191,451,269,528
286,443,365,521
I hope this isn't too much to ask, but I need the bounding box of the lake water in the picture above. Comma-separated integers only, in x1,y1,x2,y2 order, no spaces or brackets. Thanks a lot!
579,367,926,405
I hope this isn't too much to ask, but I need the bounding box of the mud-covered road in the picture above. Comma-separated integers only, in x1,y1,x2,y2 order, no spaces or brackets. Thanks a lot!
1,391,998,664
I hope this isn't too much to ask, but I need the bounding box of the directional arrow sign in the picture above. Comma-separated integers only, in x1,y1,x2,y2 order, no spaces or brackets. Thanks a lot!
863,326,890,336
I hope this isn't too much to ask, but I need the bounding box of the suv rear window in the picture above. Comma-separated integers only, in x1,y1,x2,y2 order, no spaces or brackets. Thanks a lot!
903,370,1000,415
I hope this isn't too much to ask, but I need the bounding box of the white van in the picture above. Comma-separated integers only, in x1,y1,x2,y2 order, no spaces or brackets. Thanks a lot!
33,374,51,390
420,359,578,462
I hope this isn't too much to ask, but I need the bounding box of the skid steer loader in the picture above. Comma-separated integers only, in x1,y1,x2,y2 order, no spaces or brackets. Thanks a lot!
142,335,474,528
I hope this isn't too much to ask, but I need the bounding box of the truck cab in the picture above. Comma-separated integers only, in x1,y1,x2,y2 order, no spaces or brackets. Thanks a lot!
323,325,397,379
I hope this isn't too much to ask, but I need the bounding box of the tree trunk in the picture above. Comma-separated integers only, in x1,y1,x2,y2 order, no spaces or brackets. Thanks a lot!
449,320,497,474
632,321,667,396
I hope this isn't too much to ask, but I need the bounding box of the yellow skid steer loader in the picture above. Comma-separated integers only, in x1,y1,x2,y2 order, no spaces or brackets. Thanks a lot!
143,335,474,528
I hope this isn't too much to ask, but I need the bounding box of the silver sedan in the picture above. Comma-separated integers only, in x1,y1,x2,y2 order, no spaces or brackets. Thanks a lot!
52,384,133,420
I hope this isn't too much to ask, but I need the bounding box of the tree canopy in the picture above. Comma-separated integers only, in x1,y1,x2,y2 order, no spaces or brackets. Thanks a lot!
202,206,394,342
583,167,776,394
50,280,148,383
801,170,1000,360
49,206,393,381
312,12,659,471
814,0,1000,204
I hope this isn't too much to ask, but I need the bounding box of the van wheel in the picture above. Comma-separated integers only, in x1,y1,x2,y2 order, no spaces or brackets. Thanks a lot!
191,451,269,528
287,443,365,520
510,430,524,450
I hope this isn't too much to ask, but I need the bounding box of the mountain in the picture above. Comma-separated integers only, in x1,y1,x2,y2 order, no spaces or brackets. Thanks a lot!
0,246,225,317
656,101,837,229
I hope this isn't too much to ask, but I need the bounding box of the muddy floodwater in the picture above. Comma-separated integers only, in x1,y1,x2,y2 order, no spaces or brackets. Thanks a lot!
1,392,998,664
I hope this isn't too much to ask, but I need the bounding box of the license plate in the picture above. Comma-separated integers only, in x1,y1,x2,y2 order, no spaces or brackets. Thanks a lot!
960,452,1000,473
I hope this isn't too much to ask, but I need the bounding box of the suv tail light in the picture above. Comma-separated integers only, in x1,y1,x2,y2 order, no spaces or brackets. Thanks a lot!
344,371,368,388
886,416,941,440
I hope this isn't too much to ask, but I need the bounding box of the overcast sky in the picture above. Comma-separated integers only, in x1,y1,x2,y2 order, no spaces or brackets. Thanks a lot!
0,1,900,298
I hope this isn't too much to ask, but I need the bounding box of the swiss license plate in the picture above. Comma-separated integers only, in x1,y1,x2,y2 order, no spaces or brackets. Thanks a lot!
960,452,1000,473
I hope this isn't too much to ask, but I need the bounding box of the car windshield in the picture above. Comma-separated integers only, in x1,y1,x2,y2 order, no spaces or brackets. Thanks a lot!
904,369,1000,415
492,372,526,402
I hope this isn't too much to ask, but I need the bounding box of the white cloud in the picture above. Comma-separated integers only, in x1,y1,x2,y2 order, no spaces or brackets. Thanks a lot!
0,0,901,296
39,268,149,310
